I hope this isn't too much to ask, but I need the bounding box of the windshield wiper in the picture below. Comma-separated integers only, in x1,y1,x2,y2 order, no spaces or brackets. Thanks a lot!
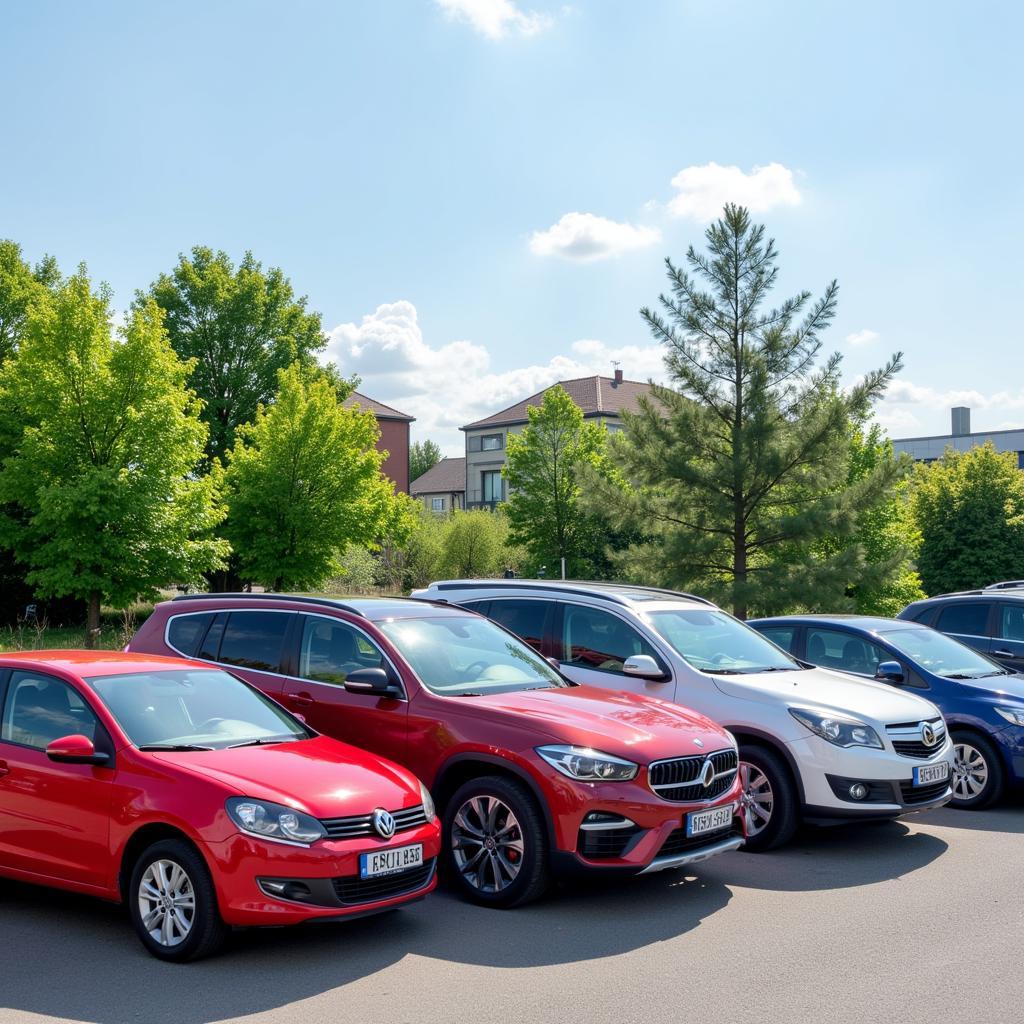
227,736,297,748
706,668,745,675
138,743,214,751
750,666,799,673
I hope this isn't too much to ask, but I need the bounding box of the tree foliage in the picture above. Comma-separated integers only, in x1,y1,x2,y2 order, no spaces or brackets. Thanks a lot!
0,270,227,640
0,240,60,364
141,246,326,463
410,439,443,484
222,363,415,591
911,443,1024,595
590,205,903,617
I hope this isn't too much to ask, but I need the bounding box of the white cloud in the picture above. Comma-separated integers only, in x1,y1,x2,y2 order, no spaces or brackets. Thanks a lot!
436,0,553,39
845,329,880,347
325,301,666,454
667,162,801,222
529,212,661,262
876,381,1024,438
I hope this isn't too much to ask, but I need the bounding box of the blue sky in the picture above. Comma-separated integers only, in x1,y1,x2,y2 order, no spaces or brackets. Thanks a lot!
3,0,1022,454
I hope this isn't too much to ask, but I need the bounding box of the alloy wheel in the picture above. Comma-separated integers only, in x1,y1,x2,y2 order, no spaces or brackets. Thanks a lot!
739,761,774,836
953,742,989,801
451,794,525,893
138,859,196,947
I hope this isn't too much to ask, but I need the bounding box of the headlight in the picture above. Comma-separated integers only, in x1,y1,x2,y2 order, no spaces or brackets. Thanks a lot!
419,781,436,821
995,705,1024,726
226,797,326,846
788,708,883,749
536,745,638,781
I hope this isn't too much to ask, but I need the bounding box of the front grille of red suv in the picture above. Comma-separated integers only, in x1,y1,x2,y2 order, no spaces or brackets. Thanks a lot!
648,749,738,801
320,804,429,839
658,823,743,858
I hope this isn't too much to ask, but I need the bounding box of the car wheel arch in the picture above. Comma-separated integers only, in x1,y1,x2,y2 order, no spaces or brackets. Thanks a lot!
724,727,807,807
117,823,212,903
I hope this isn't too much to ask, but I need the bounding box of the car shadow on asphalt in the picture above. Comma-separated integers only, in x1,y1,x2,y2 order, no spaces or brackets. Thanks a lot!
697,818,948,893
917,794,1024,833
0,869,731,1024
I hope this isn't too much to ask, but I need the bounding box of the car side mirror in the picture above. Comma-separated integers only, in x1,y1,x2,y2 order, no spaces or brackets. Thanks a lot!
875,661,905,684
623,654,669,681
344,667,403,698
46,734,110,766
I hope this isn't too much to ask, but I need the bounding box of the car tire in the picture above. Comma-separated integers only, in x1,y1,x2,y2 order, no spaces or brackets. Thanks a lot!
128,839,229,962
443,775,550,908
950,731,1005,809
737,744,800,852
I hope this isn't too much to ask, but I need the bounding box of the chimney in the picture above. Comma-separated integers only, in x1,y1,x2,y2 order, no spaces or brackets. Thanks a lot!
613,368,623,385
951,406,971,436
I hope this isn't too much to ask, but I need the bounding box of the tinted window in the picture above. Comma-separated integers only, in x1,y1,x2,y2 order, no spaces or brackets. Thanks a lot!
1,672,99,749
999,605,1024,642
461,600,491,615
805,628,887,676
298,617,385,685
757,626,797,653
167,613,214,657
936,603,991,637
561,605,660,674
198,613,227,660
487,599,550,652
219,612,290,672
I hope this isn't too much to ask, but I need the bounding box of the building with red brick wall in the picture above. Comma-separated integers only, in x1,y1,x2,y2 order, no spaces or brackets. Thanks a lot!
342,391,415,494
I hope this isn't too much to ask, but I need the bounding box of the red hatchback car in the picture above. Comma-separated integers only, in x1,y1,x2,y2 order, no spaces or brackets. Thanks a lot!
0,651,441,961
130,595,747,908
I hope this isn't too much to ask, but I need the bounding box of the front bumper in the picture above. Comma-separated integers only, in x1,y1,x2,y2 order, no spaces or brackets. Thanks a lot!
204,822,441,926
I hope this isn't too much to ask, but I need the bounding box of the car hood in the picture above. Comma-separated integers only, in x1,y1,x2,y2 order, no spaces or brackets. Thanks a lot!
946,672,1024,705
710,666,941,725
148,736,422,817
459,685,734,761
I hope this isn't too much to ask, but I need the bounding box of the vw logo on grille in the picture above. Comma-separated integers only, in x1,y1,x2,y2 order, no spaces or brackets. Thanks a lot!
372,808,396,839
921,722,936,747
699,758,716,788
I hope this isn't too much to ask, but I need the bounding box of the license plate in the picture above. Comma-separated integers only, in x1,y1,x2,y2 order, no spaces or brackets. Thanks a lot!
913,761,950,786
686,806,732,837
360,844,423,879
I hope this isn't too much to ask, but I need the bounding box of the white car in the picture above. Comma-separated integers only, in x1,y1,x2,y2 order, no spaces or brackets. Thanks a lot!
412,580,955,850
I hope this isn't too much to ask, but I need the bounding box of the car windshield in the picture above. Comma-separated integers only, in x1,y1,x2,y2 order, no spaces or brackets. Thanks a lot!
879,628,1008,679
648,609,801,674
88,668,309,750
378,615,569,696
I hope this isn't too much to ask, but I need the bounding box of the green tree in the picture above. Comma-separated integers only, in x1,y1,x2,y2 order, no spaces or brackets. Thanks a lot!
911,443,1024,594
222,363,415,590
0,270,227,642
141,247,326,463
591,205,902,618
410,439,443,484
439,508,513,578
0,240,60,363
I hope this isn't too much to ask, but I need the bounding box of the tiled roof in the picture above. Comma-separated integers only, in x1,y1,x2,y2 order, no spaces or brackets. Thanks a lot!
461,375,654,431
343,391,415,422
410,457,466,495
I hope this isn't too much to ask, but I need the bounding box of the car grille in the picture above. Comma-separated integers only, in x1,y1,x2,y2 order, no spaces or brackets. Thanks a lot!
320,804,429,839
332,859,436,906
899,779,950,805
658,823,743,858
648,749,739,801
577,824,642,859
886,718,947,759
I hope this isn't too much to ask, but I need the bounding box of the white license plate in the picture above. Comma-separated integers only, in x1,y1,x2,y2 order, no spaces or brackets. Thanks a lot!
360,843,423,878
913,761,950,786
686,806,732,837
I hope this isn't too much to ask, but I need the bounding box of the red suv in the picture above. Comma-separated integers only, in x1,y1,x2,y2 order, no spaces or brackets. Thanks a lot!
130,595,746,907
0,651,441,961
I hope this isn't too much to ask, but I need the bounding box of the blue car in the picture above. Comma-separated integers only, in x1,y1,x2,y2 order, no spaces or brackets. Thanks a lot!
747,614,1024,809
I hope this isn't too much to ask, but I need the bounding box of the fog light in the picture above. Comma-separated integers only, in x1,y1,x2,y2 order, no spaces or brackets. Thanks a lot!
849,783,869,801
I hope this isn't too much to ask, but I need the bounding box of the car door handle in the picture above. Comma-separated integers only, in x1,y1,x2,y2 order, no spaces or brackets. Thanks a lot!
993,649,1014,658
286,693,315,708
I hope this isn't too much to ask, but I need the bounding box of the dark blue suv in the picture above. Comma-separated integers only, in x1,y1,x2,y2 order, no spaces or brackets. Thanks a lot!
748,615,1024,809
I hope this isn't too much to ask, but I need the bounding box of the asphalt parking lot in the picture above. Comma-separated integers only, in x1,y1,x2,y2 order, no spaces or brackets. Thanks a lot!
3,802,1022,1024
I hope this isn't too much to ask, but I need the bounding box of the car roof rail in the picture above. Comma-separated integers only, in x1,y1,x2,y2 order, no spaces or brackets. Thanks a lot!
983,580,1024,591
426,579,715,607
169,592,368,618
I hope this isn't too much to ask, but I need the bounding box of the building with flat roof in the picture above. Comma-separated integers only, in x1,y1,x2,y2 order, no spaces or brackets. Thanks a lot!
410,457,466,513
892,406,1024,468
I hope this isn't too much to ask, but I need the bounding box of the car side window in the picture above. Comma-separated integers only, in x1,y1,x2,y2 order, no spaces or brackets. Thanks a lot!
805,628,887,677
166,613,215,657
298,617,385,685
461,600,491,616
758,626,796,653
0,672,99,749
936,603,991,638
560,605,660,674
486,599,551,653
999,605,1024,642
218,612,291,672
198,613,227,661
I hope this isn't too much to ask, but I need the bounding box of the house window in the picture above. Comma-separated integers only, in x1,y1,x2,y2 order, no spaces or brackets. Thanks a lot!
1018,451,1024,470
431,497,445,512
482,470,503,503
481,434,503,451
